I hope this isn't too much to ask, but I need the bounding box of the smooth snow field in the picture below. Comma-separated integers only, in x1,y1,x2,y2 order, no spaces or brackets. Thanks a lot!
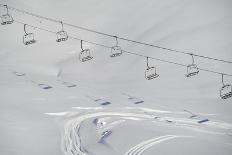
0,0,232,155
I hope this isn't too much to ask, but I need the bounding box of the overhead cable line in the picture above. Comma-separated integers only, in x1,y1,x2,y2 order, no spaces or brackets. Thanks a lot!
1,4,232,64
13,20,232,77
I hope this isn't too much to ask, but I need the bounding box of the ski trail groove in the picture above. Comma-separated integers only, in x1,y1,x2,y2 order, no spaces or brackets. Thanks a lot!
125,135,192,155
45,107,232,155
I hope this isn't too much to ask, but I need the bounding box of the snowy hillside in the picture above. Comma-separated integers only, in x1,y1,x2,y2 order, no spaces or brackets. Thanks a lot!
0,0,232,155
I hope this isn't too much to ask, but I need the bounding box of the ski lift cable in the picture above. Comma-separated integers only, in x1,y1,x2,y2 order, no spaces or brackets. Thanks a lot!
1,4,232,64
11,20,232,77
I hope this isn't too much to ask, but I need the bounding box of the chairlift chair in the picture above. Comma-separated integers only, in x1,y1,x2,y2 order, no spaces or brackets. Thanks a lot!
220,84,232,99
56,31,68,42
186,54,199,77
23,33,36,45
1,14,13,25
1,5,13,25
79,49,93,62
56,21,68,42
186,64,199,77
220,74,232,99
145,66,159,80
145,57,159,80
23,24,36,45
111,46,122,57
110,36,122,57
79,40,93,62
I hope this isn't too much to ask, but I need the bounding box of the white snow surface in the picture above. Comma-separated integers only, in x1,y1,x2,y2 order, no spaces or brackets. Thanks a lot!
0,0,232,155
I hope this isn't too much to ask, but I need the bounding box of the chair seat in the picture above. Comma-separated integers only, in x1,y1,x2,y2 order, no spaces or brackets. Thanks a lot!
110,52,122,57
80,56,93,62
56,31,68,42
221,92,232,99
186,71,199,77
1,14,14,25
111,46,122,57
146,73,159,80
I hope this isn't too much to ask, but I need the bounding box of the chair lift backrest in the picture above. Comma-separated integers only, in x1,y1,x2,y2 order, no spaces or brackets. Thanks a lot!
146,66,155,73
79,49,92,62
145,66,159,80
81,49,90,57
146,67,155,77
186,64,199,77
57,31,68,39
1,14,13,24
23,33,36,45
112,46,122,53
24,33,34,40
110,46,122,57
1,14,10,20
188,64,198,71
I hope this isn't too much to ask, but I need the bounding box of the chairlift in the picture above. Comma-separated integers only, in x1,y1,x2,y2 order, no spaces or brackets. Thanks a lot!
79,40,93,62
1,5,13,25
56,21,68,42
186,54,199,77
110,36,122,57
145,57,159,80
23,24,36,45
220,74,232,99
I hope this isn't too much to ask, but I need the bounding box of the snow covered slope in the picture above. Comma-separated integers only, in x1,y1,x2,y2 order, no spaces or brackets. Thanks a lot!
0,0,232,155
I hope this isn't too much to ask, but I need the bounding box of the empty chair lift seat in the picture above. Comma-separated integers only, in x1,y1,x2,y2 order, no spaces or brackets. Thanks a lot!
56,31,68,42
110,46,122,57
1,14,14,25
186,64,199,77
145,66,159,80
220,84,232,99
23,33,36,45
79,49,93,62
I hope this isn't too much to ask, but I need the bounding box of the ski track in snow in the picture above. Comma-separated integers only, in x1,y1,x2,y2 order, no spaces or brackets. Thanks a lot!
45,107,232,155
125,135,192,155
